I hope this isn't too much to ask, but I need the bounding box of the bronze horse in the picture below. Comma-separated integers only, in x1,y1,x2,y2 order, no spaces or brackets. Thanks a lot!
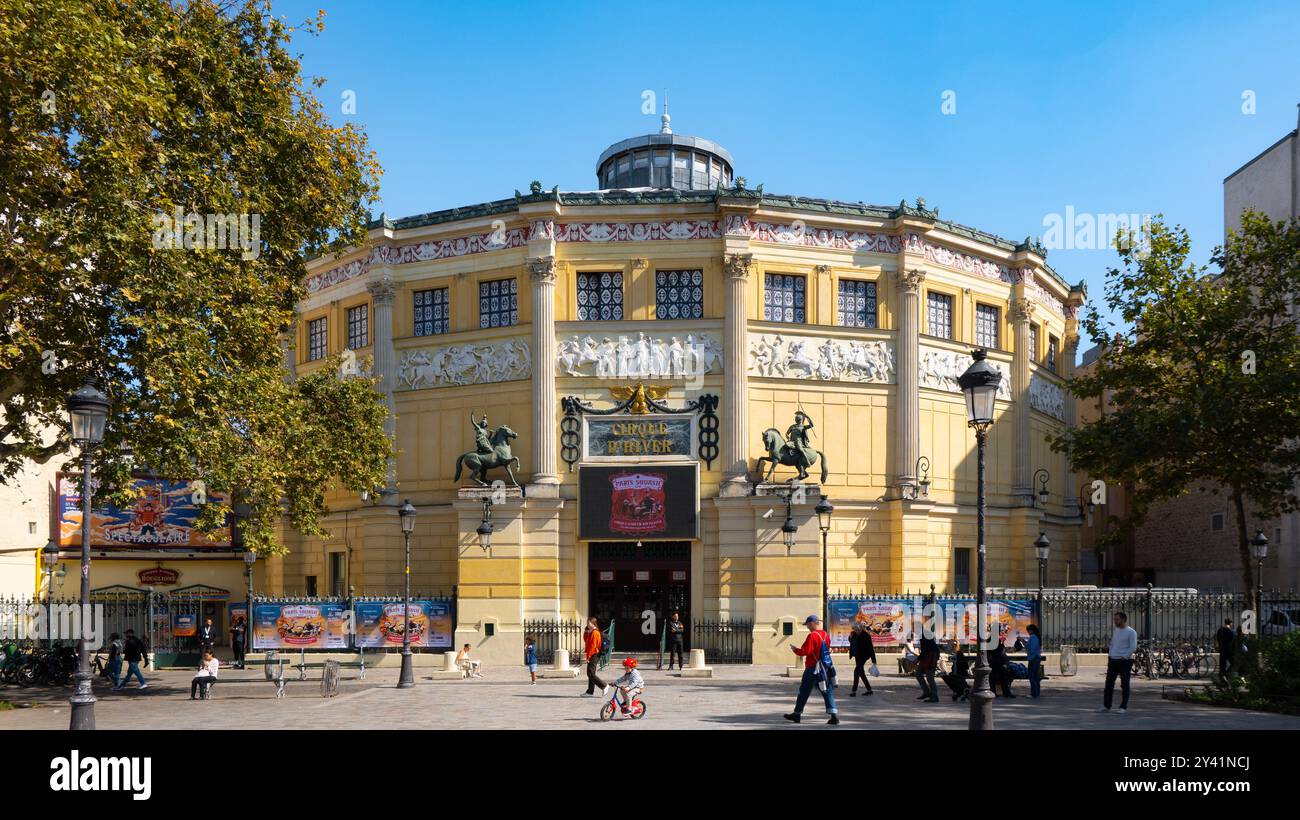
454,424,521,487
756,427,828,484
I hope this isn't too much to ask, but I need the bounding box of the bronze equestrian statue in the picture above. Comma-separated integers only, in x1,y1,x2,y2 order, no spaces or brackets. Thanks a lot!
756,410,828,484
454,411,521,487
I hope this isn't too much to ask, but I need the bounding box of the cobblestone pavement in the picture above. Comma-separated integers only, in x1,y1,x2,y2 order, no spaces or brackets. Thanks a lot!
3,663,1297,730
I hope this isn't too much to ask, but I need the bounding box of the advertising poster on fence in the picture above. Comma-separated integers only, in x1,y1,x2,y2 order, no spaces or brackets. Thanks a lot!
828,598,911,648
172,612,197,639
354,600,453,649
228,603,247,634
252,602,349,650
827,597,1039,648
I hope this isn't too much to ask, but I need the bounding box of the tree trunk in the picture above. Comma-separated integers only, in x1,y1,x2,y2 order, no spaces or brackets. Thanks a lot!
1230,486,1257,614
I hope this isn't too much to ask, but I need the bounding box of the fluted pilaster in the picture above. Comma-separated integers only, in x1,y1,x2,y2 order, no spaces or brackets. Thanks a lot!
720,253,752,495
1010,296,1035,502
366,274,398,498
528,256,559,490
893,268,924,491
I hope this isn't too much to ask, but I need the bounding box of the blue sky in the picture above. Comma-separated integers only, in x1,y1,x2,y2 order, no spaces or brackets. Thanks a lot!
274,0,1300,343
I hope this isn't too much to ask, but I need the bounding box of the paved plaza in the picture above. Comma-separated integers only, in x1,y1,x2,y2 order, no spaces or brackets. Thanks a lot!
3,662,1297,731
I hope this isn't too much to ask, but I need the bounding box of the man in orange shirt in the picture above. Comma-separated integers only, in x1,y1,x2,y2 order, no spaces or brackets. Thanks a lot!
581,616,609,697
784,615,839,725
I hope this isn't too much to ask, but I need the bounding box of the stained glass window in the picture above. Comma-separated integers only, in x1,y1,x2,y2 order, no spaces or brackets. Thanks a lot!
975,304,1000,349
414,288,449,337
655,269,704,319
763,273,806,323
926,292,953,339
837,279,877,328
576,271,623,321
479,278,517,329
307,317,327,361
346,304,369,349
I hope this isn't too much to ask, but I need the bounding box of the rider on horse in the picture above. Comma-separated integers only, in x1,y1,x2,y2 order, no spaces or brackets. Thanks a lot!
472,412,492,455
785,411,817,474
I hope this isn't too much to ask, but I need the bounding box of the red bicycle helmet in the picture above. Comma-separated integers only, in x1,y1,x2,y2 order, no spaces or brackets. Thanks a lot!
622,657,638,669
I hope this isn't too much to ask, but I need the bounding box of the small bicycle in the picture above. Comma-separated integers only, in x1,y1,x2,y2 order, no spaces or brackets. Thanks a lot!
599,687,647,721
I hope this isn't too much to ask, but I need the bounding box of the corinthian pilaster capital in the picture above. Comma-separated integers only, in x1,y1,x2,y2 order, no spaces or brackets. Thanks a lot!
366,276,396,305
527,255,557,285
895,268,926,293
1010,297,1035,323
724,253,753,280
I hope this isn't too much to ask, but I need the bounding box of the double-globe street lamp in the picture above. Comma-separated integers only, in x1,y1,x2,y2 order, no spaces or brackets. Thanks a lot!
957,349,1000,731
67,380,110,731
397,499,417,688
776,490,834,628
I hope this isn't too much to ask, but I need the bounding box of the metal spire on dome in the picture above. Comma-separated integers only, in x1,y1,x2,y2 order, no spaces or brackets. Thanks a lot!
660,91,672,134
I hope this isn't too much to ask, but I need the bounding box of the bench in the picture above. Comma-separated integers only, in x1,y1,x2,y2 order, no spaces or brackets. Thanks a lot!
896,653,1047,680
244,649,366,691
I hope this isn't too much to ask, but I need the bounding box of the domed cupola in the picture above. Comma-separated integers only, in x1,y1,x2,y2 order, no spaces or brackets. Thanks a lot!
595,102,734,191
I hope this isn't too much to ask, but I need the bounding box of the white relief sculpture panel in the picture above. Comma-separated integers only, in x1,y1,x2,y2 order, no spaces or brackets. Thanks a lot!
748,333,896,384
918,345,1012,400
397,338,532,390
555,332,723,379
1029,374,1065,420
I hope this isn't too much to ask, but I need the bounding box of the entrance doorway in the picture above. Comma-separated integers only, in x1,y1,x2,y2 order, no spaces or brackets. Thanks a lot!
589,541,690,653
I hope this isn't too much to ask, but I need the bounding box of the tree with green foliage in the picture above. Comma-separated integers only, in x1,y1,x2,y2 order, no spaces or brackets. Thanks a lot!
1052,213,1300,611
0,0,392,554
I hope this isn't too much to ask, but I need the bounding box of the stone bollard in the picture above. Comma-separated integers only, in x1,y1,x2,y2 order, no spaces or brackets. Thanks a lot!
680,647,713,678
430,650,467,681
541,647,579,679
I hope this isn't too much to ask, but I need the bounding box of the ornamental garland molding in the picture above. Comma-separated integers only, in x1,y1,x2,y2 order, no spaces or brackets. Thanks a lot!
734,216,903,254
397,337,532,390
1029,373,1065,420
554,220,721,243
304,215,1072,320
556,333,723,379
749,333,896,384
919,344,1012,401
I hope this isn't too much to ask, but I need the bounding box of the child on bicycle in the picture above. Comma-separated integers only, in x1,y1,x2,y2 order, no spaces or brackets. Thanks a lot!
612,657,644,714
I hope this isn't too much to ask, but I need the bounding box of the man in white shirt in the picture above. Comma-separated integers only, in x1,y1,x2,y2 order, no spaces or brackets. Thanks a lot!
1100,612,1138,713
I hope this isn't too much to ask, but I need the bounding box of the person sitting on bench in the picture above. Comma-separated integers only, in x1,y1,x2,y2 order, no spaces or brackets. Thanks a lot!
191,649,219,700
456,644,483,678
941,640,971,702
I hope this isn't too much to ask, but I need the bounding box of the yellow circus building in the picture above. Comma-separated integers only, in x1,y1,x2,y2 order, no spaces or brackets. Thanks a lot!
270,118,1086,665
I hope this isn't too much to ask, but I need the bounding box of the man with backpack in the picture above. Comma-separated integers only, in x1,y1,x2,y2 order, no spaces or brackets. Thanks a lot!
784,615,839,725
115,629,149,690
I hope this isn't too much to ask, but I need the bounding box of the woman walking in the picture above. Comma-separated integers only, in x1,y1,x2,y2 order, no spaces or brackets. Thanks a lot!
848,622,876,696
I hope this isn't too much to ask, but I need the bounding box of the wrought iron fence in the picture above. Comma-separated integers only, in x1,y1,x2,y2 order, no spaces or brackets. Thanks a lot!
0,590,208,652
1037,589,1300,652
826,589,1300,653
692,619,753,663
522,619,590,665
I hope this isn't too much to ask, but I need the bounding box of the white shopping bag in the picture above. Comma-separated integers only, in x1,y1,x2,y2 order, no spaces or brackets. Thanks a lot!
868,663,880,677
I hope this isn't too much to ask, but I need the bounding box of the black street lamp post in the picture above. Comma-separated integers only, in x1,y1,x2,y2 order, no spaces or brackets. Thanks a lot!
67,380,110,731
957,350,1001,731
477,499,494,549
1251,529,1269,627
1034,531,1050,623
41,543,60,650
398,499,417,688
816,497,833,629
233,501,253,669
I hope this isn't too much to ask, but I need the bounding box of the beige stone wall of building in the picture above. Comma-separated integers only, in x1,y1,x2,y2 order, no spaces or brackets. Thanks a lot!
273,181,1084,666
